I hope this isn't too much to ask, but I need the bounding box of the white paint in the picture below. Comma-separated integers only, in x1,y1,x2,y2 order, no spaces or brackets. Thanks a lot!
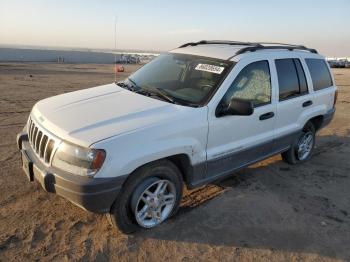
28,45,337,179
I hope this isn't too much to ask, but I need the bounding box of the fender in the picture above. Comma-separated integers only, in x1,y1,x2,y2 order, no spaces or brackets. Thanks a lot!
91,110,208,179
298,103,329,130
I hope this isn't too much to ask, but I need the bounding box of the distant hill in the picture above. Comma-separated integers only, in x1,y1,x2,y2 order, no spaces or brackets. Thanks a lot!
0,48,126,64
0,46,160,64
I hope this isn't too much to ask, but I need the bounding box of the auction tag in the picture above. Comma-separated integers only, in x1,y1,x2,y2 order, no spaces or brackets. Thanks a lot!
195,64,225,74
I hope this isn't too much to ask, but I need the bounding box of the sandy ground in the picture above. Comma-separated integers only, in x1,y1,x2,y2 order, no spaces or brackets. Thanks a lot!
0,63,349,262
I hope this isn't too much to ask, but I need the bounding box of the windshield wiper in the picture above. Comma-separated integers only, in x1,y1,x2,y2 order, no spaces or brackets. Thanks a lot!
116,81,127,88
116,81,138,92
119,79,199,107
141,86,177,104
128,78,177,104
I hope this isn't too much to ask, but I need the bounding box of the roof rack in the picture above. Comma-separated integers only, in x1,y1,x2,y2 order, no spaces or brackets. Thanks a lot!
179,40,257,48
178,40,318,59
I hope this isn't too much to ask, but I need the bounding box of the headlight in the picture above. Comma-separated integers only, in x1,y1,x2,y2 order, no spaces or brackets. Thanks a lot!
52,142,106,177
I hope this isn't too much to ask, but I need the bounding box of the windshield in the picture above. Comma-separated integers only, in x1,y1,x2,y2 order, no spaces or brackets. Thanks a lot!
124,53,233,106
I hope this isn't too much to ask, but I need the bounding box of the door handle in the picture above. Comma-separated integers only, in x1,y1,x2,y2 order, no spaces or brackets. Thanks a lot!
259,112,274,120
302,100,313,107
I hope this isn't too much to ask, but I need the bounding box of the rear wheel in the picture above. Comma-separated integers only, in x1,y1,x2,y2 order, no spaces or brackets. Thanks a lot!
108,160,183,233
281,122,315,164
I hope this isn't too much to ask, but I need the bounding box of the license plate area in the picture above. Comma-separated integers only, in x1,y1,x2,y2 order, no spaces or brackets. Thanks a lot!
21,151,34,181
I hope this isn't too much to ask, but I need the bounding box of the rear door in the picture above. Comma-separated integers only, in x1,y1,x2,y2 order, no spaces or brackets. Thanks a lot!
274,58,312,151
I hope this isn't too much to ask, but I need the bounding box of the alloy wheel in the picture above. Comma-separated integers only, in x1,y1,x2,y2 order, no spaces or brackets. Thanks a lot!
133,179,176,228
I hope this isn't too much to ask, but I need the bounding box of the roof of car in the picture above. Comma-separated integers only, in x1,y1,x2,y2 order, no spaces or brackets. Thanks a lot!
170,40,320,61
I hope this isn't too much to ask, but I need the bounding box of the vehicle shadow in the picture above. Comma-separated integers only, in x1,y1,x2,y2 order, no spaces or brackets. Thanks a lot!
135,134,350,260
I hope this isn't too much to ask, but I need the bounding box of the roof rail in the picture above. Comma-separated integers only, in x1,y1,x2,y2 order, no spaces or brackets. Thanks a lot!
179,40,261,48
230,45,318,59
178,40,318,58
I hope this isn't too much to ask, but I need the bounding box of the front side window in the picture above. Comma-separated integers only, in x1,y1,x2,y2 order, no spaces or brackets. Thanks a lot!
276,58,308,101
221,60,271,107
305,59,333,91
125,53,233,106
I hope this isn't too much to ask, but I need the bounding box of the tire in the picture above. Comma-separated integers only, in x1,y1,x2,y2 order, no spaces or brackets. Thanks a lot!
108,159,183,234
281,122,316,165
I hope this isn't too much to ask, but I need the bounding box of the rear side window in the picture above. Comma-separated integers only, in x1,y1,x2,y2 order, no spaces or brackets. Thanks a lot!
305,59,333,91
276,58,308,101
294,59,308,93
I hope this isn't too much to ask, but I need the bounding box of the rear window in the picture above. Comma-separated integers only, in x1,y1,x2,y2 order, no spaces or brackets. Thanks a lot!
276,58,308,101
305,59,333,91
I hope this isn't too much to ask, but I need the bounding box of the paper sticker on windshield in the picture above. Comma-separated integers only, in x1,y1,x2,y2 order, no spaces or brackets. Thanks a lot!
195,64,225,74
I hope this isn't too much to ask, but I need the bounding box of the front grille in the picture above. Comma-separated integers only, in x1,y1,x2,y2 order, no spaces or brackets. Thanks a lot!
27,117,60,164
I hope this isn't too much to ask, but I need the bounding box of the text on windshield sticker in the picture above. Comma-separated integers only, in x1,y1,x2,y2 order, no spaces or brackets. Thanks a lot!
195,64,225,74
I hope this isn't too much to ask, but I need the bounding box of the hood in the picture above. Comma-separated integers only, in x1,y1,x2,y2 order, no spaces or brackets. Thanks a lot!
32,83,185,147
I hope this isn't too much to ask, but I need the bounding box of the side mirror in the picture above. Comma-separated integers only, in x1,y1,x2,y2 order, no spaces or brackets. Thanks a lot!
219,98,254,116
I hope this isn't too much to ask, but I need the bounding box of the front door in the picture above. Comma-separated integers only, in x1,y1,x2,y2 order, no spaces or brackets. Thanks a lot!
206,59,276,180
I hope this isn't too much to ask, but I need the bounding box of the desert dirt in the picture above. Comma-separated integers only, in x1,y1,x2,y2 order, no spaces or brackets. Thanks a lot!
0,63,349,262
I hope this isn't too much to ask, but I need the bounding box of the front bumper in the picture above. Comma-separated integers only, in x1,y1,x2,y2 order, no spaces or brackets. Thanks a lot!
16,132,127,213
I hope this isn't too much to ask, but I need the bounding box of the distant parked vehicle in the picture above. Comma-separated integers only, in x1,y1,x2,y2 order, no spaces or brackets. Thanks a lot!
328,59,347,68
345,61,350,68
338,60,347,68
327,60,339,68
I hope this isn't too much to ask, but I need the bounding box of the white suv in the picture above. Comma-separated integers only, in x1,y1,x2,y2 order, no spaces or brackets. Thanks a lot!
17,41,337,233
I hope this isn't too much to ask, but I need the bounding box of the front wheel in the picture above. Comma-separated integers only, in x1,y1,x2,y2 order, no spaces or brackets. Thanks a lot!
281,122,315,164
108,160,183,233
131,177,177,228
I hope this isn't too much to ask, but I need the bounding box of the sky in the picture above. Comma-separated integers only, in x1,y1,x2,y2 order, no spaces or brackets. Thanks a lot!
0,0,349,56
